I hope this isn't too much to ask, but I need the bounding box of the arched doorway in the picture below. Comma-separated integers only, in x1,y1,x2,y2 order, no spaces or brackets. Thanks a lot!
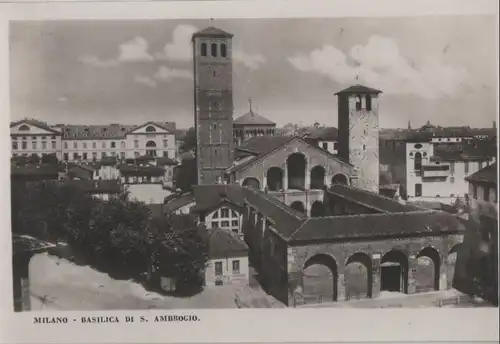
331,173,349,186
145,141,157,157
302,254,338,302
266,167,284,191
345,252,372,300
242,177,260,189
415,247,441,292
310,201,326,217
310,165,326,189
287,153,306,190
290,201,306,214
447,243,463,289
380,250,409,293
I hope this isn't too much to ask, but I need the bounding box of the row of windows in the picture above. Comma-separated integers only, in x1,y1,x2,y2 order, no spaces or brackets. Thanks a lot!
201,42,228,58
472,185,498,203
355,94,373,111
60,140,170,150
214,260,240,276
62,150,171,161
12,141,57,150
12,135,57,140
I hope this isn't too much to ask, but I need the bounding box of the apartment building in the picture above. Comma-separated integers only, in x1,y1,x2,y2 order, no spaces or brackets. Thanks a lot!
10,119,63,160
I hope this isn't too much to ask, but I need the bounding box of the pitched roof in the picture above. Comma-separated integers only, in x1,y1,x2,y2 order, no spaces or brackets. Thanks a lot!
328,184,421,213
431,149,496,162
305,127,338,141
208,229,247,259
233,111,276,126
228,136,351,174
192,26,233,40
465,162,498,184
128,121,175,134
290,210,467,243
334,84,382,95
192,184,245,213
10,119,61,135
242,187,307,239
60,122,176,140
163,193,196,213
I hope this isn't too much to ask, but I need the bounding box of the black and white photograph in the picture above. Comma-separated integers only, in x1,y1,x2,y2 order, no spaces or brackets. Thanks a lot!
2,1,499,341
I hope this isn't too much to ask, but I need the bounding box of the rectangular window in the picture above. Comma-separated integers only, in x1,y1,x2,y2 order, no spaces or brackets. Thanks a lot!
32,142,37,150
83,142,87,149
366,95,372,111
163,140,168,148
473,184,478,199
464,161,469,174
484,187,490,202
41,141,47,149
51,141,56,149
101,152,106,158
134,140,139,149
221,208,229,218
12,141,18,150
134,151,140,157
92,152,97,160
51,136,56,140
214,262,223,276
211,221,218,228
322,142,328,150
163,151,168,157
64,142,68,149
83,152,88,160
355,95,362,110
231,220,238,227
232,260,240,274
478,161,483,169
31,136,37,140
63,153,68,161
111,142,116,148
121,141,126,149
92,142,97,149
415,183,422,197
41,136,46,140
120,152,125,158
73,153,78,160
450,162,455,175
221,221,230,227
22,141,27,150
102,142,106,149
73,142,77,149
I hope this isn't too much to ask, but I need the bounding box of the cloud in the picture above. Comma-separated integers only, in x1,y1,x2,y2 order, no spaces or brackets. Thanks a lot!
154,66,192,81
118,36,154,62
134,75,157,88
79,54,119,68
157,25,199,62
233,50,266,70
288,35,468,99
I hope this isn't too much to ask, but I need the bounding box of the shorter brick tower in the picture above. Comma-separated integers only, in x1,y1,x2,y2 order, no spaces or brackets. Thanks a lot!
335,85,382,193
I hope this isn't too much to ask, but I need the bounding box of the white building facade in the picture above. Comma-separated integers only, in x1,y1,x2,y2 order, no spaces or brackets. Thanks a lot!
10,120,63,160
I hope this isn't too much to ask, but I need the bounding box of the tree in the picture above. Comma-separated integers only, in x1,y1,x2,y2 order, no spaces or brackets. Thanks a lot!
27,153,40,165
41,153,58,165
174,157,197,192
180,127,196,153
149,215,208,292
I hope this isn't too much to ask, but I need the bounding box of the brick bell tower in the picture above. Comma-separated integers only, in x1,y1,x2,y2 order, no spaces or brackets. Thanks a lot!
192,27,235,185
335,85,382,193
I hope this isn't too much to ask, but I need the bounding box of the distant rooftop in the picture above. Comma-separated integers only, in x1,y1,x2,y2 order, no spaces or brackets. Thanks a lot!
305,127,338,141
465,162,498,184
335,84,382,95
234,111,276,126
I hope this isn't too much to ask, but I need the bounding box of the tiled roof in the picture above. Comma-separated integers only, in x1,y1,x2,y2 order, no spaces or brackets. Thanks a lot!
242,187,306,239
465,162,497,184
233,111,276,126
128,121,176,134
60,122,176,140
290,211,467,242
164,193,195,213
10,119,61,135
334,84,382,95
208,228,247,259
64,179,121,194
192,184,245,213
118,164,165,177
192,26,233,40
305,127,338,141
11,164,59,177
328,184,421,213
406,127,497,142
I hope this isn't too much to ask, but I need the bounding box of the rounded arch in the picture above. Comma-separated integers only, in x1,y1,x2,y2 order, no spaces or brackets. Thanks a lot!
266,167,284,191
380,250,409,293
146,140,157,148
302,254,338,302
200,42,207,56
331,173,349,186
310,165,326,190
242,177,260,189
310,201,326,217
290,201,305,214
220,43,227,57
414,152,422,171
345,252,373,299
447,242,464,289
415,246,441,292
145,125,156,132
287,153,307,190
211,43,218,57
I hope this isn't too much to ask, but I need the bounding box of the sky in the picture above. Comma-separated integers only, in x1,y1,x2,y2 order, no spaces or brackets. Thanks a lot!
9,15,498,129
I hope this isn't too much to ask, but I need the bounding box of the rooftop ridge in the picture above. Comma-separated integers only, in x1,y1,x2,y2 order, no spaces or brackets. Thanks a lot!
244,186,307,220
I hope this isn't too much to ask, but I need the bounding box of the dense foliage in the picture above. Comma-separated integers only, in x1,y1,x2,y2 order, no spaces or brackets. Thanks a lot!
174,157,197,192
11,180,208,290
180,127,196,153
